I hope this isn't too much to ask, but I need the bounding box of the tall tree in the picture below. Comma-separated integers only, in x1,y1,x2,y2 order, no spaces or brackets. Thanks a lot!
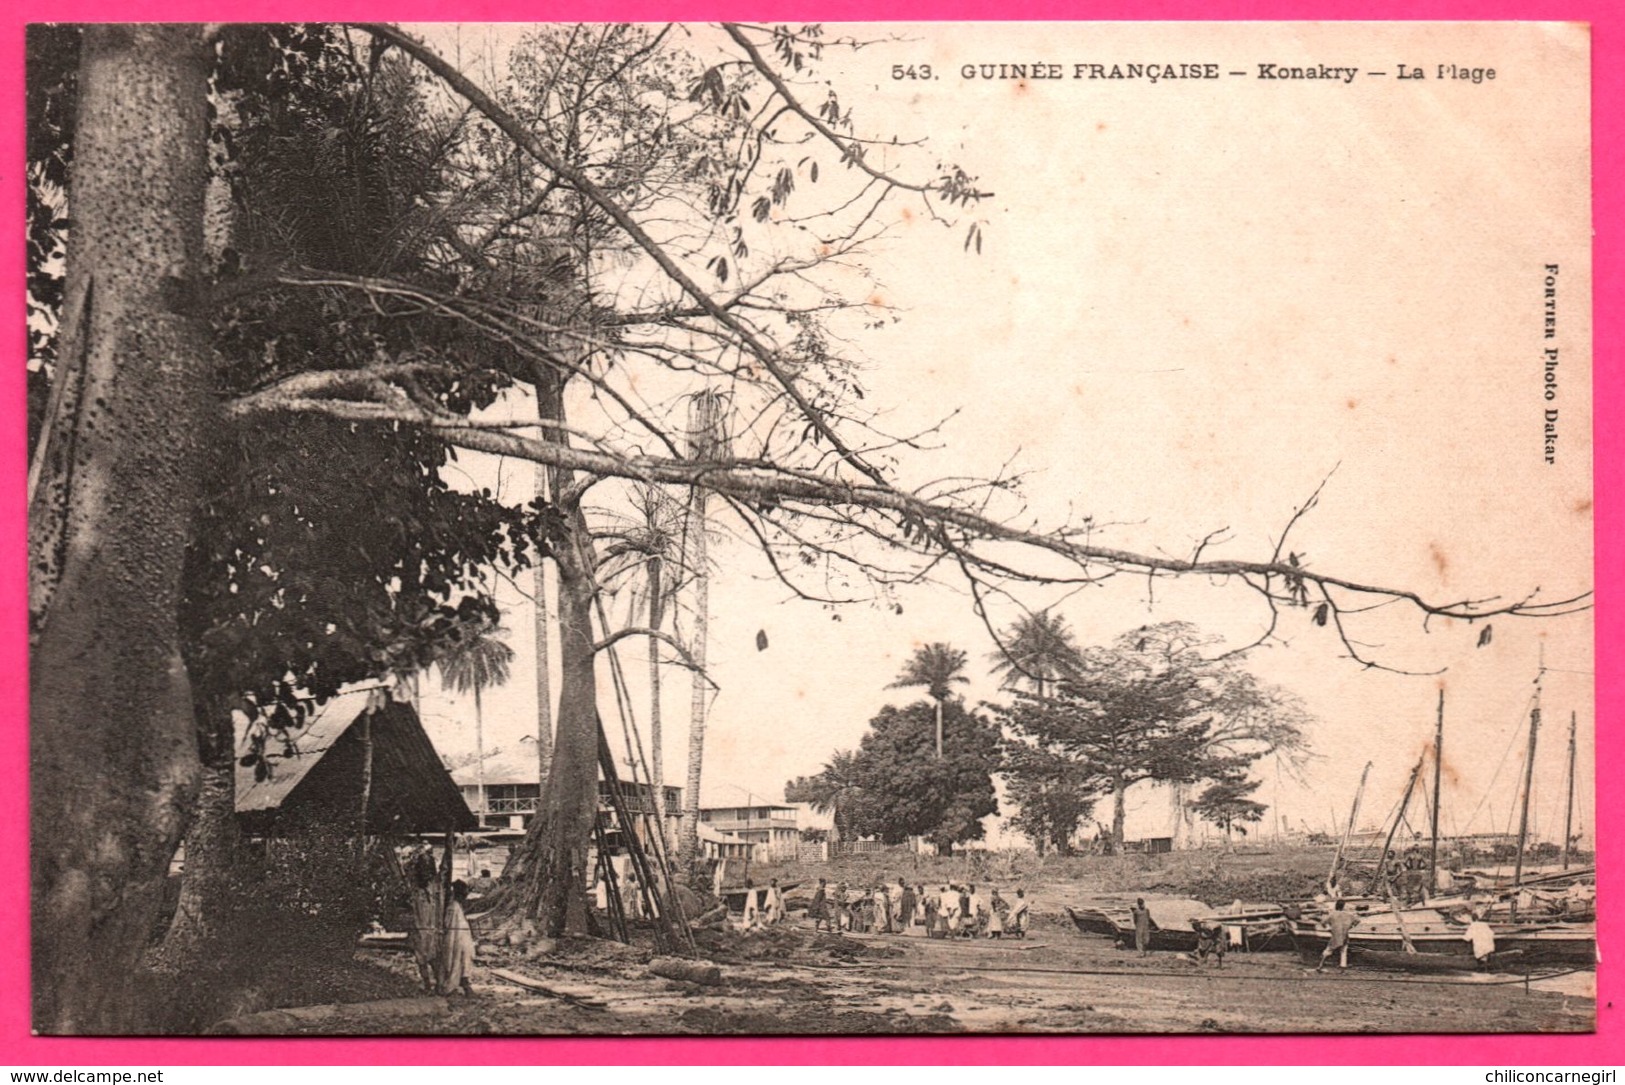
992,622,1302,853
438,618,515,823
27,24,215,1034
27,21,1587,1025
888,642,970,758
1187,775,1268,850
785,749,868,844
679,390,724,862
597,484,690,834
989,610,1082,697
850,700,1001,852
1001,740,1098,856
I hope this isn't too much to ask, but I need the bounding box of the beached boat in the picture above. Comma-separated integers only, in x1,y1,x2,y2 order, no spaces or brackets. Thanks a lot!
1065,899,1293,952
1289,912,1595,971
1301,682,1597,973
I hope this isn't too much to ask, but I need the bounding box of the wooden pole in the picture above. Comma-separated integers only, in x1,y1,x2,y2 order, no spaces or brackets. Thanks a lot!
1329,761,1373,894
1562,710,1577,869
1428,689,1444,895
1513,682,1542,906
1378,758,1424,898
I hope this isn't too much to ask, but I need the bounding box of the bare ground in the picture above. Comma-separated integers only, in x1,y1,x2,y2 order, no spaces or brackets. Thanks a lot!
263,847,1596,1036
289,914,1592,1035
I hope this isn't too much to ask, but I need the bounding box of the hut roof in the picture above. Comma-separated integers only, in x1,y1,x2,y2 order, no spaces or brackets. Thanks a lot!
236,685,475,835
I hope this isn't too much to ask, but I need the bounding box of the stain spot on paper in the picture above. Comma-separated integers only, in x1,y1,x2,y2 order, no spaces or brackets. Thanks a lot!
1429,542,1449,580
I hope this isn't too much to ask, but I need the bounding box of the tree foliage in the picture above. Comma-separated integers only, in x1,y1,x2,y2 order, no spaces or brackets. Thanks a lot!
888,642,971,702
1001,739,1098,856
784,748,869,843
849,700,1000,851
989,610,1082,695
1187,775,1268,845
993,621,1307,851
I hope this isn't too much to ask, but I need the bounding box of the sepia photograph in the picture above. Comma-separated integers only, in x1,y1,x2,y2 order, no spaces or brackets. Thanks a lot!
24,20,1594,1038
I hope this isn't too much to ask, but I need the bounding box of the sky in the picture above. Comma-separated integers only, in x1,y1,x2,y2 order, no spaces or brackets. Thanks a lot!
411,22,1593,847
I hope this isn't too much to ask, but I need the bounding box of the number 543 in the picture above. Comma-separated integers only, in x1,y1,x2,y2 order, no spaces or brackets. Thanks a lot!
892,64,934,79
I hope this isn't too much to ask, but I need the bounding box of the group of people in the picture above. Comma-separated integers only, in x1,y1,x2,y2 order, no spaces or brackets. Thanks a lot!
404,846,479,997
806,878,1030,939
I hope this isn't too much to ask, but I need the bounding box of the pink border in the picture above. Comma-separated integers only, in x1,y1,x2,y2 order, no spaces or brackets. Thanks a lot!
2,0,1617,1066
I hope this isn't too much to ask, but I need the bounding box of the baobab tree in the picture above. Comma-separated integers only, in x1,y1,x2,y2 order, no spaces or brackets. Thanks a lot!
27,22,1589,1032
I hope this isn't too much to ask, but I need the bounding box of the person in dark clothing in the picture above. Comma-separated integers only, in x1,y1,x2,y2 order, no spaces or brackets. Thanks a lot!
809,878,833,932
1190,919,1226,967
899,882,917,931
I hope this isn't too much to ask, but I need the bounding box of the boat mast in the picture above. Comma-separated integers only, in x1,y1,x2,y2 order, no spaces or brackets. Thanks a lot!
1329,761,1373,894
1378,757,1424,898
1562,710,1577,870
1513,666,1543,899
1428,689,1445,895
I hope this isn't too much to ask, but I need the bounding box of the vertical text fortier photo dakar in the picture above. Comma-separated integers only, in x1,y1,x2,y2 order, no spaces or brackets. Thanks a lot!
25,20,1593,1035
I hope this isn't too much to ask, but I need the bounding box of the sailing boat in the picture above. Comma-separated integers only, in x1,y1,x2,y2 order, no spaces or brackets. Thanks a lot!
1290,683,1595,971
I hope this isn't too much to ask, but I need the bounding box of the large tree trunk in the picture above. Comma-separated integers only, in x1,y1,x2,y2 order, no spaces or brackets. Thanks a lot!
161,695,239,965
527,509,601,936
29,25,213,1033
1111,777,1128,855
530,377,556,787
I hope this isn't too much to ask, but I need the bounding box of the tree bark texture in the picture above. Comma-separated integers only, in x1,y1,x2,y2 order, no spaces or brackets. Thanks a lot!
647,555,666,838
530,372,559,788
530,506,601,937
1112,777,1128,855
678,391,720,864
29,24,213,1033
160,696,239,965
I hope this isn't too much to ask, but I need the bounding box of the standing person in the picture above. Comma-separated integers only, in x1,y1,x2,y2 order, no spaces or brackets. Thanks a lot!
405,847,443,993
924,887,942,939
958,885,974,938
765,878,785,925
1316,899,1359,972
439,880,477,997
873,883,893,933
1130,898,1153,956
809,878,832,932
834,882,850,931
899,881,917,932
987,889,1007,939
1009,888,1030,939
742,877,760,929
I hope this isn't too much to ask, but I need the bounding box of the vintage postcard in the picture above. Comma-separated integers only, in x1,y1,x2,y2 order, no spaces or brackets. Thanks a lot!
25,21,1593,1037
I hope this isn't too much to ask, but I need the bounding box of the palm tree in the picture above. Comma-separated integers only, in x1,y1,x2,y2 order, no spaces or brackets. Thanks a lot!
597,485,688,836
888,642,970,758
437,617,515,826
989,610,1082,697
679,389,725,863
786,750,868,844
